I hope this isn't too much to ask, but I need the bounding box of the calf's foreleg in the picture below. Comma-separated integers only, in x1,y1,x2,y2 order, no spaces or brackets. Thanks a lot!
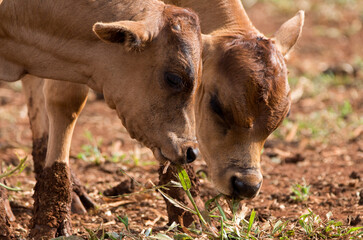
22,76,95,215
22,76,49,179
29,80,88,239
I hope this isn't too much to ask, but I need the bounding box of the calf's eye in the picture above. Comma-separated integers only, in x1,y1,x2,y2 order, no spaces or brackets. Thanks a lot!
210,95,224,119
165,72,183,90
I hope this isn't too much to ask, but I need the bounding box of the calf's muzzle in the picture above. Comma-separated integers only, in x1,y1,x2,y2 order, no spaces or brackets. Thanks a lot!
157,142,199,164
231,169,262,199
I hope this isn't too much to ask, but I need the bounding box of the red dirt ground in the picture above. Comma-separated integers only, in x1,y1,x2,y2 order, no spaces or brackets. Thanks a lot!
0,1,362,239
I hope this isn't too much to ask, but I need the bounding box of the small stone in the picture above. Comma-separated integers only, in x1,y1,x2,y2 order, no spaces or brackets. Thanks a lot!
348,215,361,226
349,171,361,180
359,190,363,206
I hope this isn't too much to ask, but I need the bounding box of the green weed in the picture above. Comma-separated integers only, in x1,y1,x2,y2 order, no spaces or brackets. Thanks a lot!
117,215,129,232
298,209,363,239
0,154,27,191
77,130,105,166
272,99,361,144
290,180,311,202
77,130,157,167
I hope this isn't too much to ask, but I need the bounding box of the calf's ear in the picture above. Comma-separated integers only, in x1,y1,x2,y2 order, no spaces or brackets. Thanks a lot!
93,21,153,51
273,10,304,56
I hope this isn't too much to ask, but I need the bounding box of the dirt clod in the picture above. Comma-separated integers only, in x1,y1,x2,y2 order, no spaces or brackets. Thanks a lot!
359,190,363,206
103,179,135,196
284,153,305,164
348,215,361,226
349,171,361,180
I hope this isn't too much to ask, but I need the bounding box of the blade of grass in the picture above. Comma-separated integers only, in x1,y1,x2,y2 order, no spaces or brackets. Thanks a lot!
215,200,227,222
345,226,363,235
205,194,222,210
0,155,27,179
84,226,98,240
0,182,21,191
176,167,207,226
220,217,225,240
177,166,191,191
117,216,129,232
150,233,174,240
247,209,256,238
157,188,196,214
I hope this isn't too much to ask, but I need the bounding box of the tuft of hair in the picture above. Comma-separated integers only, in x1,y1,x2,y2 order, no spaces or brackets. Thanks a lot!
163,5,200,32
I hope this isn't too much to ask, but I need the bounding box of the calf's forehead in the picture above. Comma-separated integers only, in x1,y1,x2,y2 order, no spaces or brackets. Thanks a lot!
218,37,288,101
210,37,291,130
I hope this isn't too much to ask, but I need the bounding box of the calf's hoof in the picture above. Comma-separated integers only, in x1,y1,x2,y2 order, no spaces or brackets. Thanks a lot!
30,218,72,240
30,225,57,240
71,170,96,214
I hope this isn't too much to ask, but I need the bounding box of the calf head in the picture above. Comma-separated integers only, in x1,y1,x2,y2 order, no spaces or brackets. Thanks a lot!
92,5,202,164
196,11,304,199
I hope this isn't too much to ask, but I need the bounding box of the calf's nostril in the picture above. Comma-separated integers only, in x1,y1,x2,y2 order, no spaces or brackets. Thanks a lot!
186,147,198,163
232,176,261,199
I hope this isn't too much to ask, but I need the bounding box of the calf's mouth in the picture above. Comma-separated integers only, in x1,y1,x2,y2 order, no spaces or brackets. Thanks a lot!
152,147,171,163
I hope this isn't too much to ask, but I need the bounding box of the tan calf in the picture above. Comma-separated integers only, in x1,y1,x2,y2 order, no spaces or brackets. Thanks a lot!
0,0,202,238
164,0,304,199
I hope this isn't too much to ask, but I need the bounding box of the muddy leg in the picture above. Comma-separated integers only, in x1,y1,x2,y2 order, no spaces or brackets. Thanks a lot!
22,76,95,215
0,180,13,239
31,162,72,239
22,76,50,179
29,80,89,239
158,163,203,227
0,158,16,239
